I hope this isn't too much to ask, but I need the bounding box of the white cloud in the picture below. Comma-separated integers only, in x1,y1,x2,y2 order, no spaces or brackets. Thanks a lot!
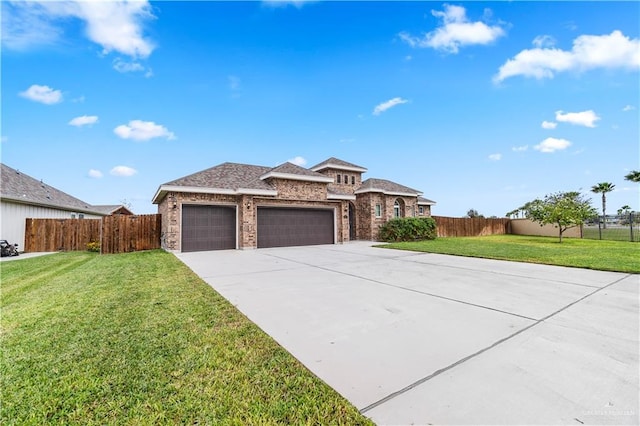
541,120,557,129
512,145,528,152
19,84,63,104
114,120,176,141
287,156,307,166
113,58,145,73
262,0,317,8
69,115,98,127
110,166,137,177
494,30,640,83
399,4,505,54
373,97,408,115
2,1,155,59
532,35,556,49
1,136,8,143
339,138,355,143
488,153,502,161
555,110,600,127
88,169,103,178
1,2,62,50
622,105,635,112
534,137,572,153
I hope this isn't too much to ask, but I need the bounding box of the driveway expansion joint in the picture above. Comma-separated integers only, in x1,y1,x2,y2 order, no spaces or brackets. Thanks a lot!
359,273,633,415
263,252,539,321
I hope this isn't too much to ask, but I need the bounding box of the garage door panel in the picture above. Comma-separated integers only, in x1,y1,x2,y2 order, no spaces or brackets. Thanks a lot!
182,205,236,252
258,207,334,248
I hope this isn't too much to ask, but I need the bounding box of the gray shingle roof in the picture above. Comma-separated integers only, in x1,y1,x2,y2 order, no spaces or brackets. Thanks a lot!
92,205,135,215
356,178,422,196
261,162,333,182
1,163,105,214
267,162,329,178
163,162,275,191
310,157,367,173
418,196,436,205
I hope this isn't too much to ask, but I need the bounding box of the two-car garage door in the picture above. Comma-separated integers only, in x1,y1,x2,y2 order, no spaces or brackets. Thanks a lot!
257,207,334,248
181,205,334,252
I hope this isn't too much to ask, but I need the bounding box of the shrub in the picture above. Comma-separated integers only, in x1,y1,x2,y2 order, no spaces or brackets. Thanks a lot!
86,241,100,252
378,217,437,242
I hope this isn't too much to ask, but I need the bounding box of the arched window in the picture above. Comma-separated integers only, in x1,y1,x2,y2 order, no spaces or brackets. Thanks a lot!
394,199,405,218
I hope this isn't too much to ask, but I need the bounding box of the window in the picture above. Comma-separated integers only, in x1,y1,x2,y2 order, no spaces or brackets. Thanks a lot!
337,174,341,183
394,200,401,218
70,213,76,219
375,204,382,218
79,213,85,219
351,176,355,185
344,174,348,184
418,206,425,216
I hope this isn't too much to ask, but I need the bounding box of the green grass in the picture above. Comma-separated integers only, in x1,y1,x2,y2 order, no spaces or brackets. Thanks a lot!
1,251,372,425
582,226,640,242
381,235,640,274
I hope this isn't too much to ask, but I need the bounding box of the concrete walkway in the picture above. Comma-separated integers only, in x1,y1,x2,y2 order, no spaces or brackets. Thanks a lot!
177,242,639,425
0,252,55,262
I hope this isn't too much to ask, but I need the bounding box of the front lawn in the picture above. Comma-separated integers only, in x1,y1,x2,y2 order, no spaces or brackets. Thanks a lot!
381,235,640,274
0,251,371,425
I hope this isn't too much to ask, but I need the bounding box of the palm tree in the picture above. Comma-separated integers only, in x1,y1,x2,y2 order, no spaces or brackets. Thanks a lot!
625,170,640,183
591,182,615,228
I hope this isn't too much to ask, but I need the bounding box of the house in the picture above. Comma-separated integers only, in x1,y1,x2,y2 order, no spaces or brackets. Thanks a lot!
0,163,111,247
92,205,135,216
153,157,435,252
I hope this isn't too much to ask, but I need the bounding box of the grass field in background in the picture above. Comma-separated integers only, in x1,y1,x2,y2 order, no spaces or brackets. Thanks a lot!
1,251,372,425
582,226,640,242
381,235,640,274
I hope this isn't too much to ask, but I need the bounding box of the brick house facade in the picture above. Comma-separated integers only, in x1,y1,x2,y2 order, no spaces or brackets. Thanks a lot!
152,157,435,251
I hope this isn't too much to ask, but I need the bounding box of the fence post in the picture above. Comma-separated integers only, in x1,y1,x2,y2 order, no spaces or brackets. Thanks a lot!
631,213,634,243
598,217,602,240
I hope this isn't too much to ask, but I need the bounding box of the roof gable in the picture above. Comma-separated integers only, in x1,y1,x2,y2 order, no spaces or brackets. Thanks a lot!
310,157,368,173
260,162,333,183
1,163,104,214
355,178,422,197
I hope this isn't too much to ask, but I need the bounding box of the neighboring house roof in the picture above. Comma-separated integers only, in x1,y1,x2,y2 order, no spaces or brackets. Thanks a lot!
418,196,436,205
0,163,106,215
92,205,135,215
355,178,423,197
310,157,368,173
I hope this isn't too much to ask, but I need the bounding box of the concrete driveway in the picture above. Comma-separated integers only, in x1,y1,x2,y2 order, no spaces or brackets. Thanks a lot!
177,242,639,425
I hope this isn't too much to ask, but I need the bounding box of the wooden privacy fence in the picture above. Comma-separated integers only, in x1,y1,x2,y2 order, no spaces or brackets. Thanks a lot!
24,214,162,254
432,216,510,237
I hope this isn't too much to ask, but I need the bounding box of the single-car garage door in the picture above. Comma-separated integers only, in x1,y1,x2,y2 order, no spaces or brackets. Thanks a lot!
257,207,334,248
182,205,236,252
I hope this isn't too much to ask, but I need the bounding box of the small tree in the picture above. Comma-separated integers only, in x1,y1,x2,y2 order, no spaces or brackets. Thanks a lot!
591,182,615,229
525,191,597,243
466,209,484,218
624,170,640,183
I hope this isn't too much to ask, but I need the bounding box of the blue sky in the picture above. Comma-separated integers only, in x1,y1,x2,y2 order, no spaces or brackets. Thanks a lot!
2,1,638,217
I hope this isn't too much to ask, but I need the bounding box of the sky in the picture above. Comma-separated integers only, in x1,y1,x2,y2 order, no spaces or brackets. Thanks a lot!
2,0,639,217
